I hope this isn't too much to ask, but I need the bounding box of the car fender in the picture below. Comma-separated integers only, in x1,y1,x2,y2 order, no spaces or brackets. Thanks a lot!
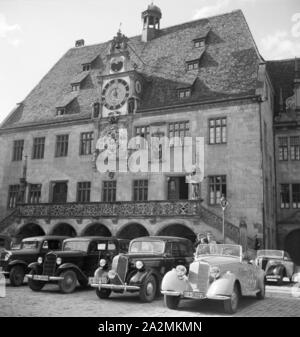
57,263,87,282
94,267,108,279
28,262,42,273
161,268,189,294
129,268,161,286
206,272,237,298
8,260,28,269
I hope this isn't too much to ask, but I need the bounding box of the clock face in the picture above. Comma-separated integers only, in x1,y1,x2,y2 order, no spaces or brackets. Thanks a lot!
135,80,142,94
101,79,130,110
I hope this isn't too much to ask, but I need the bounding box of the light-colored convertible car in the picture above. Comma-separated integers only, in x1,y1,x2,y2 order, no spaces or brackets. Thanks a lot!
161,244,265,314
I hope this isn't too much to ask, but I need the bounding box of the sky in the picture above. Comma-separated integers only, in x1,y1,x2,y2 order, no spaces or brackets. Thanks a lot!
0,0,299,123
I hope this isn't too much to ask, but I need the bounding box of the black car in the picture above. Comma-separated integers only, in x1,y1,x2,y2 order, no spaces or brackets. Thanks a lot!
0,236,68,286
90,236,194,302
26,236,129,293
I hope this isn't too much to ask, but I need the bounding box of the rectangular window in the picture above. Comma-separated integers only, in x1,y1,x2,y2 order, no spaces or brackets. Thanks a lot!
55,135,69,157
28,184,42,204
32,137,45,160
292,184,300,209
194,40,205,48
209,118,227,144
82,63,91,71
135,126,150,149
7,184,20,209
102,181,116,202
77,181,91,203
12,140,24,161
80,132,93,155
280,184,290,209
72,84,80,91
178,89,191,99
187,61,199,71
208,175,226,205
56,108,66,116
133,180,148,201
290,136,300,161
168,121,190,139
278,137,288,161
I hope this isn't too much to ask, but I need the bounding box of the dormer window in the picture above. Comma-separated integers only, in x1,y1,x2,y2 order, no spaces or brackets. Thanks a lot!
178,89,191,99
56,107,66,116
72,84,80,91
82,63,91,71
194,39,205,48
187,60,199,71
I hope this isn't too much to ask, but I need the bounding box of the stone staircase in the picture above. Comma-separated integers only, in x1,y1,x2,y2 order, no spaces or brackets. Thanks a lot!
0,210,18,235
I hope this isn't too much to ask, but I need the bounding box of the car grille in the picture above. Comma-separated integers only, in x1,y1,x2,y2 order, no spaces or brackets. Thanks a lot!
111,255,128,285
43,253,57,276
188,262,209,294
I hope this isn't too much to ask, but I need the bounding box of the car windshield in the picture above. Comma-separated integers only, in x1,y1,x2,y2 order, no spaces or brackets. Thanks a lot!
257,250,284,259
196,244,241,258
21,241,40,250
63,240,89,252
129,240,165,254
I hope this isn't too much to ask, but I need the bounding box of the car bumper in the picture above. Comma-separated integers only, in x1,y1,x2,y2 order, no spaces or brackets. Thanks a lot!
161,290,230,301
89,277,140,291
26,274,64,282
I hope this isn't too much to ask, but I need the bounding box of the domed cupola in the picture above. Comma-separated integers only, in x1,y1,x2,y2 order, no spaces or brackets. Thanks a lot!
141,2,162,42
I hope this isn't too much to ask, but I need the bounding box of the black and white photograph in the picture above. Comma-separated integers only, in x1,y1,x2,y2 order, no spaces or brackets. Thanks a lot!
0,0,299,326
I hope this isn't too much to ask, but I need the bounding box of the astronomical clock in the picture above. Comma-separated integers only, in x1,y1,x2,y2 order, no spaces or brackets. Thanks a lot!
99,30,144,118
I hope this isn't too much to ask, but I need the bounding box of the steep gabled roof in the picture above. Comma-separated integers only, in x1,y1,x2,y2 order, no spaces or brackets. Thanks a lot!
1,9,261,129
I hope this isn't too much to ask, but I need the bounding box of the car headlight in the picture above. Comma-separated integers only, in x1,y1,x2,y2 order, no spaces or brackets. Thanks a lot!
56,257,62,265
99,259,107,267
175,265,187,279
4,252,12,261
209,266,220,279
135,261,144,270
37,257,43,264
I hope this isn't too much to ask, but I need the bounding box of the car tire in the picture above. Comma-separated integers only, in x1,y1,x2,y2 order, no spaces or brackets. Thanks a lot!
96,287,111,299
256,284,265,299
58,270,78,294
139,275,157,303
164,295,180,309
9,265,25,287
28,270,45,292
224,283,240,314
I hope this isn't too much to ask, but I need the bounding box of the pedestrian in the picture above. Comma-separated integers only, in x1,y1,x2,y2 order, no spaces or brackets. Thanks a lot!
194,233,208,249
254,235,261,250
206,232,217,244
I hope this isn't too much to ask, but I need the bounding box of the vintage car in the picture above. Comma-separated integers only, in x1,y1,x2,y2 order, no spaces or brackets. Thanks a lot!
161,244,265,314
0,234,11,251
0,236,68,286
255,249,295,284
26,236,129,293
89,236,194,302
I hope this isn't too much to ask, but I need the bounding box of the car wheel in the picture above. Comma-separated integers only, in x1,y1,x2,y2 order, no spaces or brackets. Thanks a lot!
256,284,265,299
224,283,240,314
58,270,78,294
9,265,25,287
139,275,157,302
96,287,111,299
28,270,45,292
164,295,180,309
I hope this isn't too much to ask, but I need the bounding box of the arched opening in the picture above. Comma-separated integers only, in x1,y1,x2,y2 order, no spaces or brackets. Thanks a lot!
117,223,149,240
284,229,300,265
15,223,45,243
50,223,76,237
81,223,112,237
157,224,196,242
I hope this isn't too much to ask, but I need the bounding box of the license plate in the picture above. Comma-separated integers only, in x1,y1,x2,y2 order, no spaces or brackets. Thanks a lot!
33,275,49,281
184,291,204,299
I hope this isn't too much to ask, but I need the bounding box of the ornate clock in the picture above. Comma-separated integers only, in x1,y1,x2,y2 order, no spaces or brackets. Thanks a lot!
110,57,124,73
101,78,130,110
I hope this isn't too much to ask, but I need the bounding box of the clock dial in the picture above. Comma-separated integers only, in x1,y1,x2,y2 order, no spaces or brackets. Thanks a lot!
135,80,142,94
102,79,130,110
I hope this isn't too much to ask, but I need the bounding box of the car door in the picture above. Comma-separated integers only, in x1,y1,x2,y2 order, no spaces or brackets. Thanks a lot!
82,240,103,276
239,260,258,294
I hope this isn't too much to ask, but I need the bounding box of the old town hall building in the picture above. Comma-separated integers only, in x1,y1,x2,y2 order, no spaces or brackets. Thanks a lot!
0,4,287,256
